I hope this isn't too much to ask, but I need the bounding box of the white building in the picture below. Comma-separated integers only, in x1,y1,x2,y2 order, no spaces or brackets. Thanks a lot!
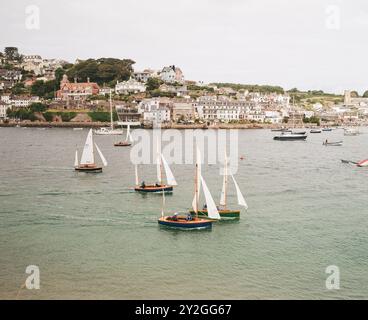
138,98,171,124
264,110,283,123
115,78,146,94
0,103,10,119
160,65,184,83
8,96,40,108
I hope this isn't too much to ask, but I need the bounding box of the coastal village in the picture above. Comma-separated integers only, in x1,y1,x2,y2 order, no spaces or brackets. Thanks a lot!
1,46,368,128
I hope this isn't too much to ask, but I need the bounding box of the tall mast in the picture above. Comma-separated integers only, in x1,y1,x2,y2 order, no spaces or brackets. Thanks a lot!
195,152,199,219
109,89,113,130
224,152,228,210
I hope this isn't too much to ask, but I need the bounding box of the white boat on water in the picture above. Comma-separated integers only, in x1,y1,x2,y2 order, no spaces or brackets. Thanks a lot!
74,129,108,172
94,90,123,135
344,128,360,136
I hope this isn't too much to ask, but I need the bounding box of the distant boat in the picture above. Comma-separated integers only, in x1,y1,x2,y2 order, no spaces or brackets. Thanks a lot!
322,128,333,132
344,128,359,136
114,125,133,147
291,131,306,135
158,147,217,230
274,133,307,141
323,140,343,146
94,90,123,135
341,159,368,167
189,152,247,220
74,129,107,172
310,129,322,133
134,139,177,193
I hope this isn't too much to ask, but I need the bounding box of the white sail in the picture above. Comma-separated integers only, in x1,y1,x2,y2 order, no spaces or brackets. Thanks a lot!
126,125,133,143
156,138,162,184
230,174,248,209
80,129,95,165
74,150,79,167
220,153,228,206
95,143,108,167
200,175,221,220
161,153,177,186
192,146,202,212
135,164,139,186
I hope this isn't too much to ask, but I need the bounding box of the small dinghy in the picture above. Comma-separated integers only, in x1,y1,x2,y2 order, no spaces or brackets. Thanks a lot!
74,129,107,173
341,159,368,167
322,128,333,132
274,133,307,141
291,131,306,135
114,125,133,147
310,129,322,133
323,140,343,146
158,147,216,230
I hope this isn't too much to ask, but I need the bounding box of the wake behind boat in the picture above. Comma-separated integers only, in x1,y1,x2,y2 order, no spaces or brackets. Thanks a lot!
74,129,108,172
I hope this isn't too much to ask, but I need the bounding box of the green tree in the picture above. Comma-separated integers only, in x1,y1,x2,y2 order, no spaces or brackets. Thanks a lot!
66,58,135,84
363,90,368,98
146,77,162,91
30,102,47,113
4,47,20,61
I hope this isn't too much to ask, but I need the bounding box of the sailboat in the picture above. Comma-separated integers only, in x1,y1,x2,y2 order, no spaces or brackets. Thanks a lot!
158,147,218,229
134,141,177,193
74,129,108,172
189,153,247,219
94,90,123,135
114,125,133,147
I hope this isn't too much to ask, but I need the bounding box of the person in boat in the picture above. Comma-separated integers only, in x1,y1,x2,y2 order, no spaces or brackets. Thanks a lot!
155,182,161,187
170,213,179,221
140,181,146,188
186,213,193,221
202,204,207,210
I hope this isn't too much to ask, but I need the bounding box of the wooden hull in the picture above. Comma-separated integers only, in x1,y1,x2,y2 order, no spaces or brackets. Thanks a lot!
189,209,240,220
134,185,173,193
75,166,102,173
114,142,131,147
158,216,212,229
274,135,307,141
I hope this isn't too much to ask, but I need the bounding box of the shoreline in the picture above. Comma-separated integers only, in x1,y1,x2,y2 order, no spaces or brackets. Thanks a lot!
0,121,362,129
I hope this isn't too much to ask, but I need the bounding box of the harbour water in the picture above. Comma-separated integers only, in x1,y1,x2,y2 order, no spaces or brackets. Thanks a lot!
0,127,367,299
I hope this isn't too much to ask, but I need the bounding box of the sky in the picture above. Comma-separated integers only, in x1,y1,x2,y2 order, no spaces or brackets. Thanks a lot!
1,0,368,94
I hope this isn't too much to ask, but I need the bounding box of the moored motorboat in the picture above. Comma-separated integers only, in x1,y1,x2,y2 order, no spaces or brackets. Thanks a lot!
74,129,107,173
291,131,306,135
344,128,360,136
323,140,343,146
310,129,322,133
322,127,333,131
273,133,307,141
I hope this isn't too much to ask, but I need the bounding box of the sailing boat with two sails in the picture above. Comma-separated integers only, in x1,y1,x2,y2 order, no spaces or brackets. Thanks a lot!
94,90,123,135
74,129,108,172
114,125,133,147
190,153,247,219
158,147,220,229
134,142,177,193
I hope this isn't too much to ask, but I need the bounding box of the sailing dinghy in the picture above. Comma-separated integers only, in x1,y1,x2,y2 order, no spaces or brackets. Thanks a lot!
158,147,216,229
74,129,107,172
114,125,133,147
189,153,247,220
134,141,177,193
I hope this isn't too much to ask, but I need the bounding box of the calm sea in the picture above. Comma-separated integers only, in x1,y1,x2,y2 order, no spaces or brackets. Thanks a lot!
0,127,367,299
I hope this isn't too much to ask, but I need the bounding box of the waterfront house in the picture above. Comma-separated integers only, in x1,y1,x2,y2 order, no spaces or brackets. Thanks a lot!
56,75,100,101
115,78,146,95
160,65,184,83
0,103,10,119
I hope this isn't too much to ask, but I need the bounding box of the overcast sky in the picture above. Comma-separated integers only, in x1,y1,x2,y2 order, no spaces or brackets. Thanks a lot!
1,0,368,94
